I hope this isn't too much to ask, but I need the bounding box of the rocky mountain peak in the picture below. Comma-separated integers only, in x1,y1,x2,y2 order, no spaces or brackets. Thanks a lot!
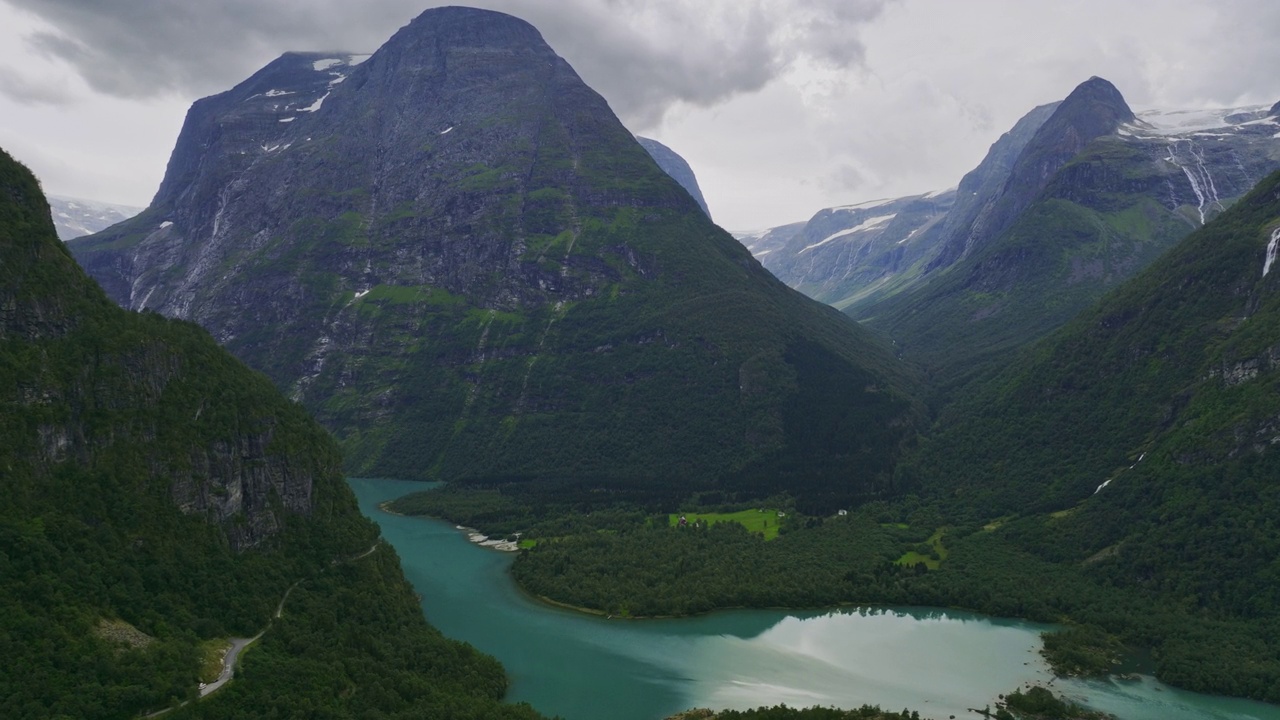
389,5,548,52
1055,75,1135,133
1271,99,1280,117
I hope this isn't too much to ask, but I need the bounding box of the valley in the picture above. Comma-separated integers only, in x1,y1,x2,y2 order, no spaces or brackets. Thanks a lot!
5,4,1280,720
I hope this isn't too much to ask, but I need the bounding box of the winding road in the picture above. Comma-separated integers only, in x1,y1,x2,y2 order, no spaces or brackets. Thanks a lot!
143,540,382,717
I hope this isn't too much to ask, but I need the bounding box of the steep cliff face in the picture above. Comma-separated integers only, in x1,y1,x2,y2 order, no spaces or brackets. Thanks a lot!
637,136,712,218
921,101,1060,272
71,7,921,506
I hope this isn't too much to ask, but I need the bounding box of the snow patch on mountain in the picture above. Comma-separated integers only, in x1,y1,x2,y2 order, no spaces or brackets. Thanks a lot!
300,93,330,113
800,214,896,253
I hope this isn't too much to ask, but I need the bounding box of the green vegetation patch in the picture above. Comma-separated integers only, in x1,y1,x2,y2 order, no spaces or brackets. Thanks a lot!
669,509,782,540
460,163,517,191
894,528,948,569
1040,625,1124,678
997,684,1115,719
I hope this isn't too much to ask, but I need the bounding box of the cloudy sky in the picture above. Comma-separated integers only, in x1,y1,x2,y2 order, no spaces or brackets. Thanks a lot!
2,0,1279,231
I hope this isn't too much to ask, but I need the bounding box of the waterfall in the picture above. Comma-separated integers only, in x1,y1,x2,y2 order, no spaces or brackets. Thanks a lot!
1166,140,1223,225
1265,226,1280,277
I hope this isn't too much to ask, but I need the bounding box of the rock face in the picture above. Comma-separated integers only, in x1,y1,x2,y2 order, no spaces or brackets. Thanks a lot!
921,101,1060,272
2,147,342,552
46,195,142,241
636,136,711,218
71,7,920,507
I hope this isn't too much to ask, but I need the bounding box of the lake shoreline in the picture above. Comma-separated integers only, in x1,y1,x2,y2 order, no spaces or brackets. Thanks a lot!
357,478,1280,720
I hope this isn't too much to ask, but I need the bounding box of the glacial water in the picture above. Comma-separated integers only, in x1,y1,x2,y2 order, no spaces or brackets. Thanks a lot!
350,477,1280,720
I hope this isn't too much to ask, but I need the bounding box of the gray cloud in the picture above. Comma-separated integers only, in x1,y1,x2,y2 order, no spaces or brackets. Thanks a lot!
2,0,893,129
0,64,75,105
8,0,1280,230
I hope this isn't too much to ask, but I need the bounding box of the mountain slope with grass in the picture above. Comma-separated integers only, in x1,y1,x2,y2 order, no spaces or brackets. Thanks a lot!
0,146,543,719
70,7,922,509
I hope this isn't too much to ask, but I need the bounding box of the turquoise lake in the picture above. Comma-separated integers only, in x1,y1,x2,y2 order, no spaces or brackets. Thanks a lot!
350,477,1280,720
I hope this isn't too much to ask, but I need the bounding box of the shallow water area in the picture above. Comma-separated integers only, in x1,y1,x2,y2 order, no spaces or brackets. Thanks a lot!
351,477,1280,720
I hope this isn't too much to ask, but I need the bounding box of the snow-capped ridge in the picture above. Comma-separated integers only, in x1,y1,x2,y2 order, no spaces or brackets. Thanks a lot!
1129,105,1274,136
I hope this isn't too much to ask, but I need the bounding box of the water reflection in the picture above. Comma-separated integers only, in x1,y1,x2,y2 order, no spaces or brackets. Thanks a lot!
350,478,1280,720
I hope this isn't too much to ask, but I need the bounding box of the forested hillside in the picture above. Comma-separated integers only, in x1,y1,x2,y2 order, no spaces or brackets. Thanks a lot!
902,167,1280,618
0,146,543,719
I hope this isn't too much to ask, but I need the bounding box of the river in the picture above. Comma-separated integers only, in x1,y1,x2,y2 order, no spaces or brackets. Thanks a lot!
350,477,1280,720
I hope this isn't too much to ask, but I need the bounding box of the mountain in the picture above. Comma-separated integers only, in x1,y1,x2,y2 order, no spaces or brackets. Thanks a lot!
736,102,1057,313
928,78,1134,271
898,169,1280,695
918,102,1061,272
637,136,712,218
743,191,956,310
69,7,921,509
856,79,1280,384
47,194,142,241
733,221,806,259
0,147,543,718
